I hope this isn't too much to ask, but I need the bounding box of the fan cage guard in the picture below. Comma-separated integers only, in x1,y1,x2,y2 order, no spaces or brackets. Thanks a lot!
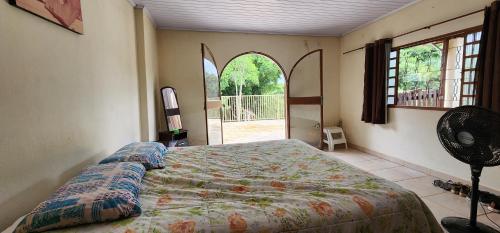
437,106,500,167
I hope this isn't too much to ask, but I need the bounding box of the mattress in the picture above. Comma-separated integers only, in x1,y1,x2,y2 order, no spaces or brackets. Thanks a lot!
25,139,442,233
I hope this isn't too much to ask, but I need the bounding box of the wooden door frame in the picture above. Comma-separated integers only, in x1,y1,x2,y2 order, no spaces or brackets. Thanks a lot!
286,49,324,147
201,43,224,145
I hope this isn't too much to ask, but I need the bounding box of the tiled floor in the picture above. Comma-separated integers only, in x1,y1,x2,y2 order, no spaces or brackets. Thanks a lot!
327,148,500,231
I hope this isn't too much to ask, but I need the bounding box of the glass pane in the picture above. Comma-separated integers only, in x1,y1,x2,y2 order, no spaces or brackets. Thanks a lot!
389,69,396,77
475,32,482,41
442,39,463,109
465,44,473,56
390,59,396,68
462,97,474,106
207,108,222,144
390,51,397,59
162,88,179,109
462,84,475,95
464,71,476,82
388,78,395,86
398,41,443,107
387,97,395,105
465,58,472,69
473,44,480,55
168,115,182,130
472,57,477,68
466,33,475,43
289,51,321,97
289,105,321,148
204,63,219,99
203,44,222,145
388,87,395,95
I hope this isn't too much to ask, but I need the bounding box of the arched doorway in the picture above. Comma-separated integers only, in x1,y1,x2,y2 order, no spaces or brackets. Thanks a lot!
218,52,287,144
202,44,324,147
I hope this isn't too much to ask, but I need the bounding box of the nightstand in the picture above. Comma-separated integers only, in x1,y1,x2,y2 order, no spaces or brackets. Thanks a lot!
158,130,189,147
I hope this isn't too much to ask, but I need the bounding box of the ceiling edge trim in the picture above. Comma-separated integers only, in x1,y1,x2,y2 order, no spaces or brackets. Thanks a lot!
143,7,158,29
126,0,136,7
341,0,422,37
133,4,158,29
156,27,341,38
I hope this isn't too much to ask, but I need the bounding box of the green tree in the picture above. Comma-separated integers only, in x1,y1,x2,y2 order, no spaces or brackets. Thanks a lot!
251,55,284,95
204,59,220,99
220,55,259,121
220,54,284,96
398,43,443,93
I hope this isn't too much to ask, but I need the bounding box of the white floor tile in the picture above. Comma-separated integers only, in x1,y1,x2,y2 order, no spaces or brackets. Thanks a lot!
343,157,401,171
369,166,426,181
396,176,445,197
478,212,500,230
425,192,488,217
330,148,498,232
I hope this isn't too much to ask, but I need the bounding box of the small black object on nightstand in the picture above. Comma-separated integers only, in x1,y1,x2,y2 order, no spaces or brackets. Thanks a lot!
158,130,189,147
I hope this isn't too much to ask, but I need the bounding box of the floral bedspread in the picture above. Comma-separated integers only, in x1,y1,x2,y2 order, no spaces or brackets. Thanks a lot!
51,139,442,233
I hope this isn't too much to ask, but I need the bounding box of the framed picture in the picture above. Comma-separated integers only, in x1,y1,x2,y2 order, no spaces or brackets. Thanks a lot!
10,0,83,34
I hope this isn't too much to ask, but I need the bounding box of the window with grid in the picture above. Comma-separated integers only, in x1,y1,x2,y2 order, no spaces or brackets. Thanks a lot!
387,29,482,109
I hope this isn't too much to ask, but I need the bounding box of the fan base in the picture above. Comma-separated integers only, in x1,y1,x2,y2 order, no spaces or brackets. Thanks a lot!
442,217,499,233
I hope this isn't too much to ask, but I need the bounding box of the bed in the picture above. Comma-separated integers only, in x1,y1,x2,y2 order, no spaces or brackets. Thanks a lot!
8,139,443,233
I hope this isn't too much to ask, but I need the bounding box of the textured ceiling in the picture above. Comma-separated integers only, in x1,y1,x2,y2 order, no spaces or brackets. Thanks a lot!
133,0,418,36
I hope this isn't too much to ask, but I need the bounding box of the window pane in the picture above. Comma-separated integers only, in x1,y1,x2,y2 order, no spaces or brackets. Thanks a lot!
443,37,465,108
388,87,395,95
463,71,470,82
466,33,475,43
462,97,474,106
472,57,477,68
390,59,396,68
462,84,475,95
473,44,480,55
389,69,396,77
398,42,443,107
475,32,482,41
466,44,473,56
390,51,397,59
464,71,476,82
465,58,472,69
387,97,395,105
388,78,395,86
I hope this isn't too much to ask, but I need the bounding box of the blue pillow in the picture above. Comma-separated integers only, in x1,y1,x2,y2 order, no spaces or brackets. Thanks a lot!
100,142,167,170
14,162,145,233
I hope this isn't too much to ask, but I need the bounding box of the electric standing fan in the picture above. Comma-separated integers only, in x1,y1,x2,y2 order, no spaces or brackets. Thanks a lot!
437,106,500,233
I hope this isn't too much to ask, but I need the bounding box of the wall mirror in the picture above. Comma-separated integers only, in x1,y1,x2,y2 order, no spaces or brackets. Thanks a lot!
161,86,183,131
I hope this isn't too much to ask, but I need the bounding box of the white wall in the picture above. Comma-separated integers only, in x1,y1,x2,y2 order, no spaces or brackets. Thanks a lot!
0,0,141,230
135,8,159,141
157,30,341,145
340,0,499,191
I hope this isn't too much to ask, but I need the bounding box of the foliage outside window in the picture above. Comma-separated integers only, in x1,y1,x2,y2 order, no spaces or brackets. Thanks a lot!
387,29,482,109
219,54,285,122
220,54,284,96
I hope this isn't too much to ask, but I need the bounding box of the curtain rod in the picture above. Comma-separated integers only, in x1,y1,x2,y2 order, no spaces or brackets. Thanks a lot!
342,9,484,55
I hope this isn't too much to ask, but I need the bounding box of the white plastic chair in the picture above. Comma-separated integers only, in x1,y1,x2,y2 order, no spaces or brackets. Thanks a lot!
323,127,348,151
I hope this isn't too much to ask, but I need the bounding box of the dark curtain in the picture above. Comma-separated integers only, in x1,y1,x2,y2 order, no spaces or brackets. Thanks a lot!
362,38,392,124
476,1,500,112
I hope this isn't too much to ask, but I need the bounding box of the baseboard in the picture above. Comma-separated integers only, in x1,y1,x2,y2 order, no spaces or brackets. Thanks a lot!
348,143,500,196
